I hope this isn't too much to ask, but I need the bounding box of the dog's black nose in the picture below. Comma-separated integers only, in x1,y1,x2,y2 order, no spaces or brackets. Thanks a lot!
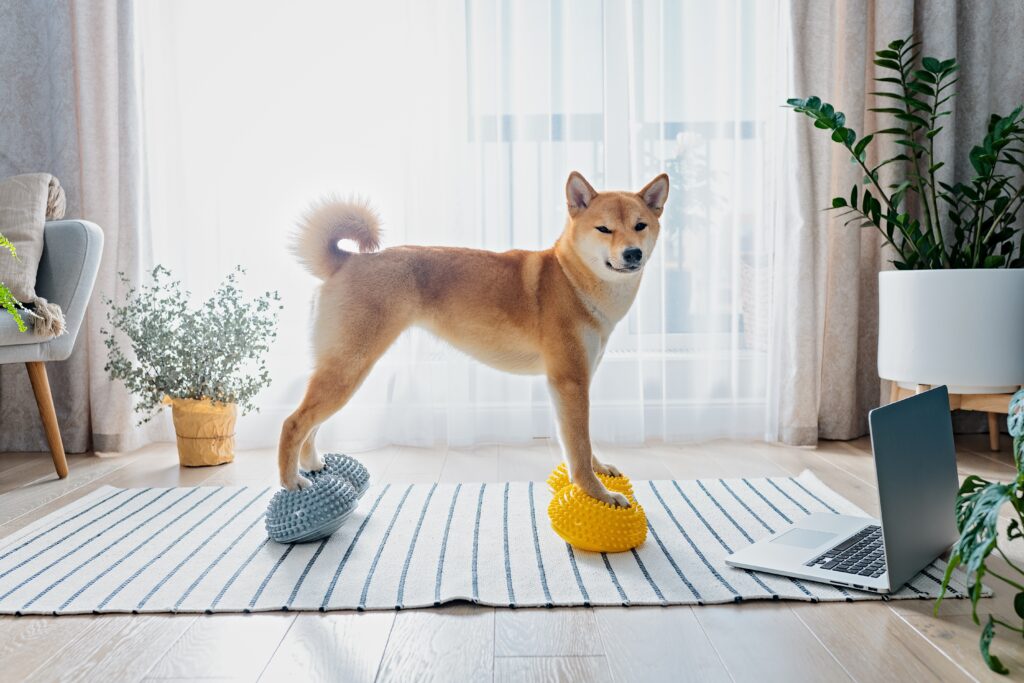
622,247,643,264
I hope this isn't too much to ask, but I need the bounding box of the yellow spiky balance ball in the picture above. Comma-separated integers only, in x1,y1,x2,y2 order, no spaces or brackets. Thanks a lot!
547,463,647,553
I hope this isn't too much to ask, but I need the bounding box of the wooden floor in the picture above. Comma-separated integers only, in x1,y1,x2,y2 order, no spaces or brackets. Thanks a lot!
1,435,1023,682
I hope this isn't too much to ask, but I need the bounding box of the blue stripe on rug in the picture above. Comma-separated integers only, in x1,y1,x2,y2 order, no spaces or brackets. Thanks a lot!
18,488,198,610
0,488,131,565
98,488,242,610
527,482,553,607
565,543,590,605
648,481,739,598
175,512,265,611
502,482,515,607
471,483,485,602
358,484,413,610
669,481,777,599
139,488,269,611
434,483,462,606
320,484,391,610
397,483,437,608
2,488,179,603
645,515,701,602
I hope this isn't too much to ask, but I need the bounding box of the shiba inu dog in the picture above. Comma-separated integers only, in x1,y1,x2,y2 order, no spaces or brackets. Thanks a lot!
280,171,669,507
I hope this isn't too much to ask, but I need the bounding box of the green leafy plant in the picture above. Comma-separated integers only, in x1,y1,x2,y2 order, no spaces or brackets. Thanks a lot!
935,390,1024,674
102,265,282,423
787,35,1024,270
0,234,26,332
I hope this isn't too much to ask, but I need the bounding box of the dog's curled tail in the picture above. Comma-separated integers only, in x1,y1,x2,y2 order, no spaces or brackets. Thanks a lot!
291,196,382,280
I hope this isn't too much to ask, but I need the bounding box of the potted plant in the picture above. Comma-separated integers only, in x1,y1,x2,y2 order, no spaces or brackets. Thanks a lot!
102,265,281,466
787,35,1024,394
936,389,1024,674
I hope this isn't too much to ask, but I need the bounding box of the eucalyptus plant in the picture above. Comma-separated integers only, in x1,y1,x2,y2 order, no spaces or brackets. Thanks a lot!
102,265,281,423
787,35,1024,270
935,394,1024,675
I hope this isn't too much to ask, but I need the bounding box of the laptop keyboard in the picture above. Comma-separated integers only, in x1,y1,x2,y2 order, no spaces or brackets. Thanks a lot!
806,525,886,578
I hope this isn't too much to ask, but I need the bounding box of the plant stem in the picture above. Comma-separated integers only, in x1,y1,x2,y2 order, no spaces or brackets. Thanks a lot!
973,178,991,267
996,546,1024,578
927,81,949,266
992,617,1024,634
898,60,938,263
987,566,1024,592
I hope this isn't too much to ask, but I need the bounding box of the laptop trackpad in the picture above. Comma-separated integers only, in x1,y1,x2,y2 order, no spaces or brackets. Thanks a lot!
771,528,836,549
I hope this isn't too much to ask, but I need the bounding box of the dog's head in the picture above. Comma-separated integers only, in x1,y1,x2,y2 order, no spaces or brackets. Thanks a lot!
562,171,669,281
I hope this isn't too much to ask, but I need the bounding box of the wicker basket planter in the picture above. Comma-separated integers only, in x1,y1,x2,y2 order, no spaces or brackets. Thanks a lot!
169,398,237,467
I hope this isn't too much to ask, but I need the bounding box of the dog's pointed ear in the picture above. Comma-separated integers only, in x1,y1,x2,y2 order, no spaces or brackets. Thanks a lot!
638,173,670,216
566,172,598,217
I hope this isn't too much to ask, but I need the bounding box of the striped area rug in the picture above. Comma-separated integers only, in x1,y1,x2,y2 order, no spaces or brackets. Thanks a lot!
0,471,976,614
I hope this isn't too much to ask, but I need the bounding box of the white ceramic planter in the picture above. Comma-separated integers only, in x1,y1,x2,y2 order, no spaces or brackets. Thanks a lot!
878,269,1024,394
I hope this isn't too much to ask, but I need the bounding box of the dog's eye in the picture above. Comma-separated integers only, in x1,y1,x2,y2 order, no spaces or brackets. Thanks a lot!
635,222,647,232
595,226,612,234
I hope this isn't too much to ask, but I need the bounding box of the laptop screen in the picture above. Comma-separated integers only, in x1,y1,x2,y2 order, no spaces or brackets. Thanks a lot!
868,385,960,590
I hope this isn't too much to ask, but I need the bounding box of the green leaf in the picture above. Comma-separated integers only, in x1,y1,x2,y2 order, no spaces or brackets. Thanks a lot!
894,112,930,128
854,134,874,159
983,254,1005,268
926,127,944,139
832,197,848,208
922,56,943,73
907,81,935,96
805,96,821,110
928,161,945,174
980,616,1010,675
875,49,900,60
786,98,806,107
850,185,859,209
874,58,902,71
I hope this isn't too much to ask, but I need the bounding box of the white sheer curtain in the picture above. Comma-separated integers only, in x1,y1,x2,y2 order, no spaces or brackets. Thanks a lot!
136,0,782,451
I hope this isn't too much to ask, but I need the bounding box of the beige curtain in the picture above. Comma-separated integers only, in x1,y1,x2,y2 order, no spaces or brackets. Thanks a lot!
0,0,164,453
772,0,1024,445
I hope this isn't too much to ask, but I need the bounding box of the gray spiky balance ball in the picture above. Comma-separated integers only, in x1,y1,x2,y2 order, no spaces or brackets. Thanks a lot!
305,453,370,498
264,453,370,544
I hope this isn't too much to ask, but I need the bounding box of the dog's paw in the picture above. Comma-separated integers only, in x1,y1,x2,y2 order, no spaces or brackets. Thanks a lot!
300,451,326,472
598,488,630,508
281,473,313,491
593,460,622,477
577,477,630,508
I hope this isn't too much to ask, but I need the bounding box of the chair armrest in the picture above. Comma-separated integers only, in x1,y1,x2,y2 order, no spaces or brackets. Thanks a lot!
34,220,104,361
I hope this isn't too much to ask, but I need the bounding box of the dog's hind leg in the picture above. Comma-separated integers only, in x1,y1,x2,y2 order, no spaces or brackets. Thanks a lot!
279,357,380,490
279,304,409,490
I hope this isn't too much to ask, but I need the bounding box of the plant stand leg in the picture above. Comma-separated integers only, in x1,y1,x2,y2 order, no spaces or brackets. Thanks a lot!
26,361,68,479
987,411,1000,452
889,381,900,404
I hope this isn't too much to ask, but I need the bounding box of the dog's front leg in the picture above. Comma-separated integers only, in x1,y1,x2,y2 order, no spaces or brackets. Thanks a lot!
548,372,630,508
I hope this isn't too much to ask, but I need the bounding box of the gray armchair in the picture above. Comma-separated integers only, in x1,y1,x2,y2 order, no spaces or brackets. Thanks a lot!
0,220,103,478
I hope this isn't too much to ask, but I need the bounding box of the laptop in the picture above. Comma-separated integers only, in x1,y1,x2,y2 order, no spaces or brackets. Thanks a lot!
726,385,959,593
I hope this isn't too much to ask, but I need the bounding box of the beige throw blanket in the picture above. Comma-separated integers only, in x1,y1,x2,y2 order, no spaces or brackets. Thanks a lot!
0,173,68,337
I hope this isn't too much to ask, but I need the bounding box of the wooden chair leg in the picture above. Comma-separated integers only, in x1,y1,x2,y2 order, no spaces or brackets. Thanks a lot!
26,361,68,478
987,411,1001,452
889,381,900,404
